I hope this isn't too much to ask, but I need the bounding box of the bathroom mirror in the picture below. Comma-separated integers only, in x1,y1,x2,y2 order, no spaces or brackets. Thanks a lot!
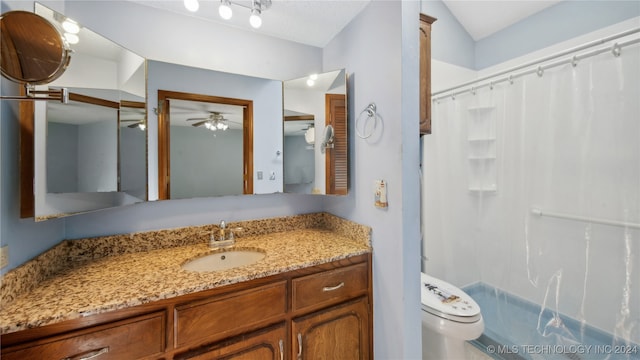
23,3,147,220
283,69,348,195
148,60,283,200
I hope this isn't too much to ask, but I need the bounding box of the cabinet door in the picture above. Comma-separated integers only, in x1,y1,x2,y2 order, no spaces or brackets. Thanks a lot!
292,298,370,360
177,324,286,360
420,13,437,135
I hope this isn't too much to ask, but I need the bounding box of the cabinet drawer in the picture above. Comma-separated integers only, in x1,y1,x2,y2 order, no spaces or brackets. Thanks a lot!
175,281,287,348
292,262,368,312
2,312,165,360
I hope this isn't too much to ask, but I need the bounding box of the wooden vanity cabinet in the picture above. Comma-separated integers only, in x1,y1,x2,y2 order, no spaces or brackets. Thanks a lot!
0,254,372,360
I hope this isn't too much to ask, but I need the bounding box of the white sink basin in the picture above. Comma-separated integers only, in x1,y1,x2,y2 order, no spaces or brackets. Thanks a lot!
182,250,265,272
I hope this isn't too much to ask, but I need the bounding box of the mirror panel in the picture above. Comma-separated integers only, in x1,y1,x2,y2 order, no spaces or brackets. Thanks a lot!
148,60,282,200
283,69,348,195
32,3,147,220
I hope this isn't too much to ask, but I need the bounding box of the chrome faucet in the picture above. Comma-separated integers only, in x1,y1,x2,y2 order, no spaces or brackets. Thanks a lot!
209,220,238,249
218,220,227,241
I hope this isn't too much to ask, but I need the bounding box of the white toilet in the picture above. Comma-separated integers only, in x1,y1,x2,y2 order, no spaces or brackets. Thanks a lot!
421,272,484,360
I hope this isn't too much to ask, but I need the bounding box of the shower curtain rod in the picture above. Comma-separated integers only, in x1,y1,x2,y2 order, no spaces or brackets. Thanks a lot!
432,27,640,101
531,207,640,229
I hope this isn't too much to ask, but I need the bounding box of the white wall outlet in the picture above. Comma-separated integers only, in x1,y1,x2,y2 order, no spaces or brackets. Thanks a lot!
0,246,8,269
257,171,263,180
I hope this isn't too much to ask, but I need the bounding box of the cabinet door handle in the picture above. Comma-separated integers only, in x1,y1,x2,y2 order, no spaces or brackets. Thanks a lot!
297,332,303,359
322,282,345,292
62,346,109,360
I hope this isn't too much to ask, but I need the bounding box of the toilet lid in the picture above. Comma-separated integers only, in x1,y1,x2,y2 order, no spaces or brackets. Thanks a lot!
420,273,481,323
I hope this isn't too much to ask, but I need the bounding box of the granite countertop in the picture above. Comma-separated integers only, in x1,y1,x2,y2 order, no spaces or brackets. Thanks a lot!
0,214,371,335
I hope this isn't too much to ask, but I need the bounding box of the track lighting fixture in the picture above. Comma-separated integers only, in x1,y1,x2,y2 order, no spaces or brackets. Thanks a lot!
249,7,262,29
219,0,233,20
184,0,199,12
184,0,272,29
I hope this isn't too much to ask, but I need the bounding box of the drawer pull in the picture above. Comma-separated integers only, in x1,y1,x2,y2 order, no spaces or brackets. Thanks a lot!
279,339,284,360
322,282,345,292
297,332,303,359
62,347,109,360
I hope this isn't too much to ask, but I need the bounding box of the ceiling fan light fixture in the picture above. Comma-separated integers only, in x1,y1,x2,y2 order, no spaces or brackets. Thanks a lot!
138,122,146,131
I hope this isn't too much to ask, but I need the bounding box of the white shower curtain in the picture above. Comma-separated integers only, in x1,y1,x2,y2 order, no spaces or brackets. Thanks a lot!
423,40,640,350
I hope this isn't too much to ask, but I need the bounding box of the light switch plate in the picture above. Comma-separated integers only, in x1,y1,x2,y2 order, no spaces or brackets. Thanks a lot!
0,246,8,269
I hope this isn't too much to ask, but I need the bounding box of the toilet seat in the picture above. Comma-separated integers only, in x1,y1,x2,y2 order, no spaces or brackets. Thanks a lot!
421,273,481,324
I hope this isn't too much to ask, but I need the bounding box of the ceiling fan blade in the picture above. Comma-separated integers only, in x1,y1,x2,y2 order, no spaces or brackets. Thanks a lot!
127,123,139,128
186,117,209,121
192,120,207,127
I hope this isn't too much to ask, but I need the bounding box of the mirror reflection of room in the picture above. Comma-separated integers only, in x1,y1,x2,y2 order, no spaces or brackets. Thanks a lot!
45,89,119,194
29,3,147,221
168,99,246,199
283,69,347,195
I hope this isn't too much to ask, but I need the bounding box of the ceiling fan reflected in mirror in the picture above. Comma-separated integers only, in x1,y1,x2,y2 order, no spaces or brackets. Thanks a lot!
121,119,146,130
187,111,235,131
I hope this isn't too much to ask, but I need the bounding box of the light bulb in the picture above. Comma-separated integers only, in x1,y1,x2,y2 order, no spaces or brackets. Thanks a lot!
222,124,229,130
205,122,212,130
249,9,262,28
184,0,199,12
138,123,146,131
62,19,80,34
216,122,224,129
306,79,315,87
64,33,79,44
309,73,318,80
219,1,232,19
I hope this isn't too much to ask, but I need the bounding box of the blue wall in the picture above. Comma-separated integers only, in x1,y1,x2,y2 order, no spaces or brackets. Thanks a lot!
476,0,640,69
425,0,640,70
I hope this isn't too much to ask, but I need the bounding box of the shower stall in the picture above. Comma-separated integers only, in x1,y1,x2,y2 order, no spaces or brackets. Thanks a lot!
422,26,640,359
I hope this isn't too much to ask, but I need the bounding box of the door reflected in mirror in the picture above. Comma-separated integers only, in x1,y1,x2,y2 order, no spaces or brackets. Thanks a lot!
283,69,348,195
157,91,253,199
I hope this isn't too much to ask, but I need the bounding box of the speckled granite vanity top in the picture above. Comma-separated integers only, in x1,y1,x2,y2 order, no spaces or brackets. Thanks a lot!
0,213,371,335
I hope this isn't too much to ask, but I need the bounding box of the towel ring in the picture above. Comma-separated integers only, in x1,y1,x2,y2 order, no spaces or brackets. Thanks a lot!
356,103,377,139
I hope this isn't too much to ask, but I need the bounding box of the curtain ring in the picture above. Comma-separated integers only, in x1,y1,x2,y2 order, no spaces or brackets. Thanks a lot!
536,66,544,77
571,55,579,67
